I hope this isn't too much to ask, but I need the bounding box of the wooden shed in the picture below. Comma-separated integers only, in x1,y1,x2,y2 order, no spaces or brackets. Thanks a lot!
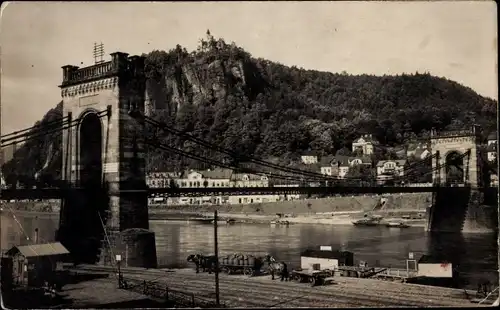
4,242,69,288
300,246,354,270
417,255,455,278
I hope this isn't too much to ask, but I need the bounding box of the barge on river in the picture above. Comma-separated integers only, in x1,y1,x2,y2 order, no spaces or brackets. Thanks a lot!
352,215,383,226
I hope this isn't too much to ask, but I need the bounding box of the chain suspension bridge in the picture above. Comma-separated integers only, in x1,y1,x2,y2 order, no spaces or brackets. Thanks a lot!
0,51,497,268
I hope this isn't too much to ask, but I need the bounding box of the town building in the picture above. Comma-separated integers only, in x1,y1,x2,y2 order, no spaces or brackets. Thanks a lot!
301,151,319,165
230,173,269,187
146,172,181,188
376,159,407,184
352,134,378,155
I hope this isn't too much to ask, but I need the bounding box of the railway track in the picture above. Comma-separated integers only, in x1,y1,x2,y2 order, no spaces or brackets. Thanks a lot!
71,266,481,308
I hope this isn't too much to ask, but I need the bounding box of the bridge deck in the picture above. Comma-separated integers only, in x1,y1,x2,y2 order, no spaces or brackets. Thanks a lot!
2,185,497,200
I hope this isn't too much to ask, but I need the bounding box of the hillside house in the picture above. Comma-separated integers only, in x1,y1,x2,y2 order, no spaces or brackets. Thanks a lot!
487,141,497,162
301,151,319,165
319,155,337,176
352,134,378,155
376,160,407,183
406,143,432,160
332,156,372,179
490,173,498,187
487,131,497,145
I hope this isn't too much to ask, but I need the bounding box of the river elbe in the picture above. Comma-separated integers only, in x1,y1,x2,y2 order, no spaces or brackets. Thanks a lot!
1,212,497,289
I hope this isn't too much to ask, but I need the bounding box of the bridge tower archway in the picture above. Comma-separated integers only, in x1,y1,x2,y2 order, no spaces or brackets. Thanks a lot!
430,128,481,187
58,52,157,267
79,111,103,188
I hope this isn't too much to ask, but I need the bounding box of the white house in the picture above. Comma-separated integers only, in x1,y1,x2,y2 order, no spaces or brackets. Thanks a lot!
301,151,319,165
376,160,407,183
487,131,497,146
230,173,269,187
490,173,498,187
487,141,497,162
406,143,432,160
352,134,378,155
319,155,336,176
332,156,372,179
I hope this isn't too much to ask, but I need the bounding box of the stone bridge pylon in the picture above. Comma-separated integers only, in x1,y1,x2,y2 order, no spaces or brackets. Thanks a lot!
56,52,157,268
426,127,494,232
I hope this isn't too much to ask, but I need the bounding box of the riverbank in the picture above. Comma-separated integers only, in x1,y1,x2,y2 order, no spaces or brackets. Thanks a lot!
71,264,483,308
2,193,430,227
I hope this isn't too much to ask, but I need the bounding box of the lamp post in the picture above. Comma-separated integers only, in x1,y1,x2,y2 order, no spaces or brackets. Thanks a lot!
116,254,122,288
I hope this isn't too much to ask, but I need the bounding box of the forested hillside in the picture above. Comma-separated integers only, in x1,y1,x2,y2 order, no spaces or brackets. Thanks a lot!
1,31,497,186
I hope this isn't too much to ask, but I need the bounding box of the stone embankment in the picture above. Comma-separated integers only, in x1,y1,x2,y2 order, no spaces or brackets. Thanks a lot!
72,264,480,308
2,193,431,226
150,193,431,226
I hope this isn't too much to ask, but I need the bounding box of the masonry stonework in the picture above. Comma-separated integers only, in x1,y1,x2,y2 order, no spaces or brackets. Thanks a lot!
58,52,157,268
430,131,481,187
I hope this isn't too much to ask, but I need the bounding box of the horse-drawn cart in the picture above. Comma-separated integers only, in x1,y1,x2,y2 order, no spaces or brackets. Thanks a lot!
187,253,266,276
218,255,265,276
290,269,335,286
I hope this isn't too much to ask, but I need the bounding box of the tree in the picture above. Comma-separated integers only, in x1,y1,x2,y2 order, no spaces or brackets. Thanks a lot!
169,179,178,189
346,165,376,182
335,147,352,157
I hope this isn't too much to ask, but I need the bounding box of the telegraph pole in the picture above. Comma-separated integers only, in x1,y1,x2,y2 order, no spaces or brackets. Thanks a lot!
214,210,220,306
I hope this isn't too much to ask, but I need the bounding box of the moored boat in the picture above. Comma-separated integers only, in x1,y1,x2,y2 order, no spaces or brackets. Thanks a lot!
385,221,410,228
352,216,383,226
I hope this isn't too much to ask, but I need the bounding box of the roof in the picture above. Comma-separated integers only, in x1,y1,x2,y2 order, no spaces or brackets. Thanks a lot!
376,160,407,167
487,131,498,141
301,249,354,260
201,168,233,180
301,150,318,156
319,155,335,166
418,254,455,264
333,156,372,167
6,242,69,258
147,172,180,178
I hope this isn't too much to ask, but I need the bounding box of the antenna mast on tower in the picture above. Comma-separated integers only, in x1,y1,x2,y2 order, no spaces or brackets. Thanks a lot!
93,42,105,64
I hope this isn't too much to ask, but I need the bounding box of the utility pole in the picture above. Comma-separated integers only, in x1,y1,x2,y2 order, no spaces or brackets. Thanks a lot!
214,210,220,306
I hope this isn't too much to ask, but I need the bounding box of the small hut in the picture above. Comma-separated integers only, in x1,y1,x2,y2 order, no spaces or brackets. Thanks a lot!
4,242,69,287
300,246,354,270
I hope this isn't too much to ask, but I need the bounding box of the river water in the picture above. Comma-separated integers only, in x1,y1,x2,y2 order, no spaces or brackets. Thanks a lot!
1,211,497,289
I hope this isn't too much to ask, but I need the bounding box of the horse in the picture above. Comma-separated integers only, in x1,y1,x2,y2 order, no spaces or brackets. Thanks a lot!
187,254,217,274
263,254,288,280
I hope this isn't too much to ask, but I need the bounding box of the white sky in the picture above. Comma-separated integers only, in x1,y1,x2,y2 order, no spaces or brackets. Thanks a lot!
0,1,497,135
